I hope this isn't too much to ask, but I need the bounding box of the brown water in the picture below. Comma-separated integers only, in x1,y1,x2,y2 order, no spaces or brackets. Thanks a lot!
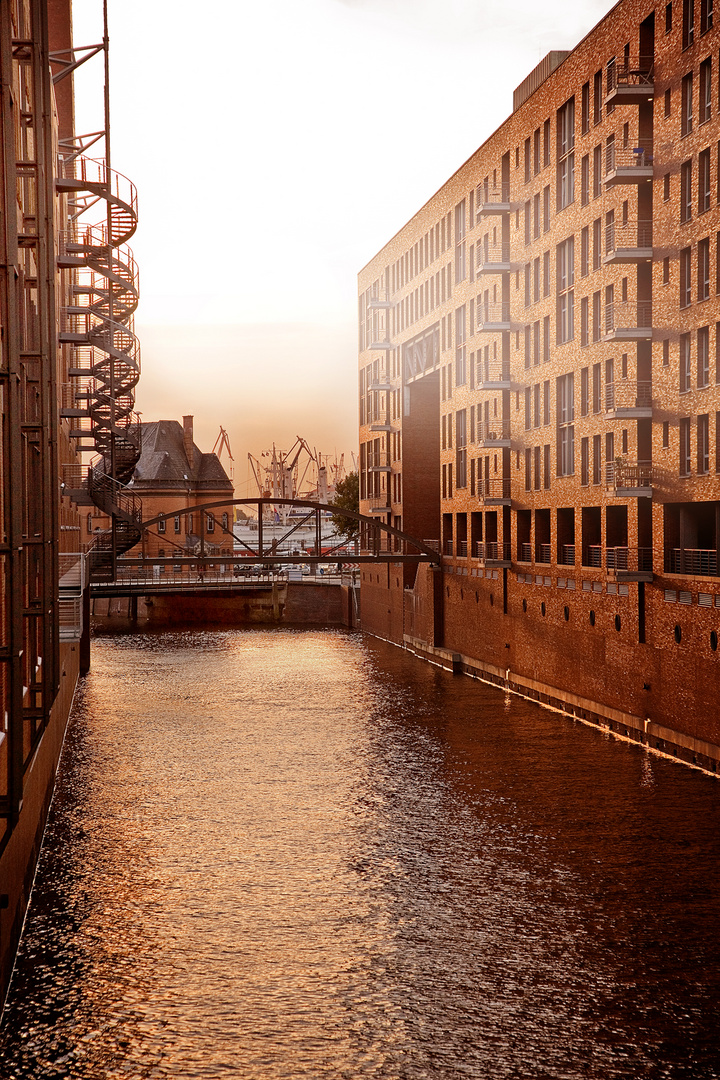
1,627,720,1079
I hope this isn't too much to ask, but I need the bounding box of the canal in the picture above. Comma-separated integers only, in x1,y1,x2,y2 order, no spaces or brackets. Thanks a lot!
1,626,720,1078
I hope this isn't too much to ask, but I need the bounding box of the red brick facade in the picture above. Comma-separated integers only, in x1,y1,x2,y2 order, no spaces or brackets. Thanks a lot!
358,0,720,769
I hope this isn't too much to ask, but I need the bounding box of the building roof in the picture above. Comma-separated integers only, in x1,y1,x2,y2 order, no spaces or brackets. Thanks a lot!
129,421,234,492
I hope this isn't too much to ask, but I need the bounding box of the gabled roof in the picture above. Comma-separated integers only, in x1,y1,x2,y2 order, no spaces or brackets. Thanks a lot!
129,421,233,491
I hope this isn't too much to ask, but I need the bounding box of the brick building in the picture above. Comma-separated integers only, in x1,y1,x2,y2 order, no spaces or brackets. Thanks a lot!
125,416,235,560
358,0,720,769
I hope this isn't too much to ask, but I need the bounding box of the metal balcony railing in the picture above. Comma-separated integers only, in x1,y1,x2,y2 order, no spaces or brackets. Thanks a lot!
477,477,512,502
476,541,511,562
477,419,512,443
605,140,654,172
477,359,511,384
665,548,719,577
518,542,532,562
606,459,655,489
536,543,551,564
476,245,511,271
606,57,654,92
477,303,511,329
444,538,454,556
457,539,468,557
477,183,511,211
605,380,653,411
605,220,653,254
607,546,653,572
604,301,652,333
367,451,391,470
558,544,576,566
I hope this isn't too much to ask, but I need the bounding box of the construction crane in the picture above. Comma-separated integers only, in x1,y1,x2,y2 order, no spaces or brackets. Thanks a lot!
212,426,234,482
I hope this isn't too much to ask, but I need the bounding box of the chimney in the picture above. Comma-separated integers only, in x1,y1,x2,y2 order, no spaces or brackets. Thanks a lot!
182,415,194,469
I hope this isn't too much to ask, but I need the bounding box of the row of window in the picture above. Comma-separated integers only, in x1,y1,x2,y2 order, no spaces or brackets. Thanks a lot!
156,512,228,535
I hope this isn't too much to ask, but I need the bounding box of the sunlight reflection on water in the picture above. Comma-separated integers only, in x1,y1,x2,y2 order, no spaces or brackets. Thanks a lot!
2,627,720,1079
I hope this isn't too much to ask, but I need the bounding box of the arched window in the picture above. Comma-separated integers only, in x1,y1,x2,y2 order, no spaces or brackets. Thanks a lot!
206,513,215,533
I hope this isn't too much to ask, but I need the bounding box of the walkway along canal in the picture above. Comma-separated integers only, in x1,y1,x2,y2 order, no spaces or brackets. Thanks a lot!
1,626,720,1078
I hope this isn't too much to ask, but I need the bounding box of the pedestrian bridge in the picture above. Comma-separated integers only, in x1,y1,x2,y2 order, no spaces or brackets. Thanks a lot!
90,497,440,597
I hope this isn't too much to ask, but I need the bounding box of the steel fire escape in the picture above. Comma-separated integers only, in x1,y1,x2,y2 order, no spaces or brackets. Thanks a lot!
53,8,142,581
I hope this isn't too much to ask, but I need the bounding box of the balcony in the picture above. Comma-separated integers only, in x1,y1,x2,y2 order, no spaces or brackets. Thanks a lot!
558,544,576,567
476,245,512,275
369,370,391,392
477,359,512,389
602,301,652,342
368,452,391,473
605,56,655,105
604,220,652,264
476,183,512,216
477,419,511,447
665,548,719,578
368,335,392,351
368,290,392,309
606,459,655,497
477,477,511,506
473,541,511,567
536,543,551,565
370,420,392,432
585,545,653,579
605,141,654,186
476,303,511,334
518,542,532,563
607,546,654,582
605,379,653,419
368,503,391,515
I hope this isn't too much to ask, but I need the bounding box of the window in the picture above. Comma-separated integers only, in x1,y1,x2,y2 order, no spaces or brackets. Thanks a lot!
556,237,574,344
581,437,590,485
533,257,540,302
557,97,575,211
701,0,713,32
581,154,590,205
593,434,602,484
667,0,673,31
680,331,692,391
682,71,693,135
593,289,603,342
174,515,181,533
683,0,695,47
663,420,670,447
582,82,590,134
664,172,671,201
700,57,712,122
698,325,710,384
698,236,711,299
556,373,575,476
593,144,602,198
580,226,589,277
525,448,532,490
593,363,602,412
593,218,602,270
543,250,550,296
206,513,214,533
543,316,550,362
699,413,710,471
544,381,550,425
681,159,693,221
534,127,541,174
525,137,532,183
543,185,550,231
679,416,691,475
581,296,589,346
534,192,541,239
680,246,693,306
663,255,671,284
525,200,531,245
455,305,466,384
544,445,551,488
456,410,467,489
455,201,466,281
581,367,589,415
158,518,166,533
593,70,603,125
699,148,711,212
222,512,229,531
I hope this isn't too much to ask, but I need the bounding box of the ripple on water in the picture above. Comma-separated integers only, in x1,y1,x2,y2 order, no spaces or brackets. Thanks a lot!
1,627,720,1079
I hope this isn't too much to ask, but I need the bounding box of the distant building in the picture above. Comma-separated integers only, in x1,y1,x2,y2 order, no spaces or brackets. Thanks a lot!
127,416,235,559
359,0,720,770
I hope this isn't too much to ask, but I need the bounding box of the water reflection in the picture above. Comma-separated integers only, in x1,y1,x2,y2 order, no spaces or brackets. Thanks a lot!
1,627,720,1078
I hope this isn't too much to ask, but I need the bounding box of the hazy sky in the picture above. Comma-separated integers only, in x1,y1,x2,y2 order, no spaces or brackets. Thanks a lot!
70,0,610,493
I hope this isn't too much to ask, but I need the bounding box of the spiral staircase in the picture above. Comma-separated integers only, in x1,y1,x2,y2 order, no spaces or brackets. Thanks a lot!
57,156,143,581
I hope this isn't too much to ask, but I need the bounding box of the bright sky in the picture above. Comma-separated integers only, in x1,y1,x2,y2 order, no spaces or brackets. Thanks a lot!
71,0,610,493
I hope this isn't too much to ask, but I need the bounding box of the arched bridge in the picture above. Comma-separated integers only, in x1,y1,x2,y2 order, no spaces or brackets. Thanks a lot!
140,498,440,565
89,498,440,596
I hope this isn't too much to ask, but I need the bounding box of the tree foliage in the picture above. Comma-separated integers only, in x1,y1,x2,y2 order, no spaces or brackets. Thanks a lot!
329,471,359,541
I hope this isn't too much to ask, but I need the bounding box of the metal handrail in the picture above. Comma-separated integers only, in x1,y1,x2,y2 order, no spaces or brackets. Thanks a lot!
607,57,655,91
665,548,719,577
477,420,512,441
605,141,654,172
605,220,653,252
605,380,652,410
604,301,652,331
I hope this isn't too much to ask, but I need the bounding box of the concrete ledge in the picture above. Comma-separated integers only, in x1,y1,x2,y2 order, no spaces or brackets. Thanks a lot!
398,635,720,778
